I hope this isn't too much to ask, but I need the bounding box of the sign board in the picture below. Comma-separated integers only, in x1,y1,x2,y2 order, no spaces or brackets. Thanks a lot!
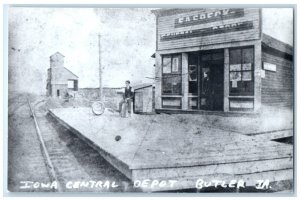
157,8,261,50
263,62,277,72
261,69,265,78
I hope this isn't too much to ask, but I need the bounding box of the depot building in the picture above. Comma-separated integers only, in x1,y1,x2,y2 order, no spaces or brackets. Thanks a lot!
152,8,293,113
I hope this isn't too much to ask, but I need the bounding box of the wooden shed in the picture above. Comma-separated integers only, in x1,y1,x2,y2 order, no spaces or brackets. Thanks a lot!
133,84,155,114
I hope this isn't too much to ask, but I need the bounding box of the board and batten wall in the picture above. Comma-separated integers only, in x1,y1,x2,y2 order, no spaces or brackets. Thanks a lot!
134,86,155,113
261,52,293,108
156,8,261,51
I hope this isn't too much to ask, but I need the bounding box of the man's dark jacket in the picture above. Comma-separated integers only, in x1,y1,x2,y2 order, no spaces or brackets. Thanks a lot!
124,87,133,99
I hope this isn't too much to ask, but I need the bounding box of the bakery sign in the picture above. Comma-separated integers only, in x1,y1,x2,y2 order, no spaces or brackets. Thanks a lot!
157,8,261,49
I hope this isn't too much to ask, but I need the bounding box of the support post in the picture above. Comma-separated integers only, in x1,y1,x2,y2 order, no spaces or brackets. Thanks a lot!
155,53,162,110
182,53,189,110
254,42,262,112
98,34,103,101
224,48,230,112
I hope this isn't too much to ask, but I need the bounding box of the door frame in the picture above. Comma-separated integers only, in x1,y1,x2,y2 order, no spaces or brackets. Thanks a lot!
198,49,225,111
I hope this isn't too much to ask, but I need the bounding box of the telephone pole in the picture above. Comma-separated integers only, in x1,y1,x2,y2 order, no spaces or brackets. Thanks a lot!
98,33,103,101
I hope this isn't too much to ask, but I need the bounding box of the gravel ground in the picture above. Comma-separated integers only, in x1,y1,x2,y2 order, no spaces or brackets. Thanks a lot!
8,94,52,192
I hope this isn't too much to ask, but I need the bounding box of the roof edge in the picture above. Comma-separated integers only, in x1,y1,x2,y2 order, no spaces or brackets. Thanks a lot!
262,33,293,55
151,8,204,17
64,67,79,78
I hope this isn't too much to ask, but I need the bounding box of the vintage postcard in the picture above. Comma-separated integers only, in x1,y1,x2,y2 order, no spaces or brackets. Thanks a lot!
5,6,294,194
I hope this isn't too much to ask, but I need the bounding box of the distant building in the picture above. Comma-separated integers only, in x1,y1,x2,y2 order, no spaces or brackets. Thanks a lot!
46,52,79,98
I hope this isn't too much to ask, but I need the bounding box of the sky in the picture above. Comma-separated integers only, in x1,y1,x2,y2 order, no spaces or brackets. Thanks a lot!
8,7,293,94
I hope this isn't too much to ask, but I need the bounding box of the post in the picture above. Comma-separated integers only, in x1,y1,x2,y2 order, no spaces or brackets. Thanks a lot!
155,53,162,110
182,53,189,110
98,34,103,101
224,48,229,112
254,42,262,112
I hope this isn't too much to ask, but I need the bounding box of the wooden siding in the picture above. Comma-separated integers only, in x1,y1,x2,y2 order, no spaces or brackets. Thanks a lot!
134,91,143,113
134,87,154,113
261,52,293,107
157,8,261,50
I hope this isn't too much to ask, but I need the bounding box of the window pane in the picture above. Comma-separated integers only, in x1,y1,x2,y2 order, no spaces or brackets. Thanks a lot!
162,56,171,73
242,48,254,64
189,82,197,94
162,81,172,94
230,64,241,71
229,47,254,96
242,81,254,95
188,97,198,109
242,63,252,70
230,72,241,81
162,98,181,108
188,53,198,65
172,55,181,72
242,71,252,81
229,49,241,64
189,65,197,81
162,75,182,95
201,54,211,61
230,81,243,94
212,52,224,60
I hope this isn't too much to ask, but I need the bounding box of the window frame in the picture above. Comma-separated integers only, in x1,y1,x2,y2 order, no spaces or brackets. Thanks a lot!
188,53,199,96
161,54,182,95
229,46,255,96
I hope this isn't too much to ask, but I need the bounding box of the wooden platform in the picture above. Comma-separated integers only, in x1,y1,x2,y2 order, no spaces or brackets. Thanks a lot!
49,107,293,192
245,129,293,140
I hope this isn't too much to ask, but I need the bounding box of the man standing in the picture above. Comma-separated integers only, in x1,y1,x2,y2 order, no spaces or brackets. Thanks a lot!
119,80,133,117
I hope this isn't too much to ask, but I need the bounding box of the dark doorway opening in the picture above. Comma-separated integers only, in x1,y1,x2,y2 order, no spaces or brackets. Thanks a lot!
57,90,60,97
199,50,224,111
188,50,224,111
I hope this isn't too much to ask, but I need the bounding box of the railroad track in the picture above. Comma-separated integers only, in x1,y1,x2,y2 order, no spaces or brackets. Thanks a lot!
27,98,96,192
26,97,132,192
27,98,63,192
8,96,55,192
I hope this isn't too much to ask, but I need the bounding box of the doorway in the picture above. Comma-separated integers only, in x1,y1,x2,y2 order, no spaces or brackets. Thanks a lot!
188,50,224,111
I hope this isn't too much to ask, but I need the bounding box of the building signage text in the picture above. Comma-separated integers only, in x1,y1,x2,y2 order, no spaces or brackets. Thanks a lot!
160,21,254,41
175,8,244,28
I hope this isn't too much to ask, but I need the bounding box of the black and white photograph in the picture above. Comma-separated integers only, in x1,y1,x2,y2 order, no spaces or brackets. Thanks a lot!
4,4,295,195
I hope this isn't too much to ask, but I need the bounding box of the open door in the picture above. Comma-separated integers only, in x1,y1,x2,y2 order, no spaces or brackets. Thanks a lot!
199,51,224,111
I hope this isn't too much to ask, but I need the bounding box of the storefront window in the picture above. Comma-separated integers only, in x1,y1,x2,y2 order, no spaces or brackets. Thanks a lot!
162,54,182,95
162,56,172,73
229,47,254,96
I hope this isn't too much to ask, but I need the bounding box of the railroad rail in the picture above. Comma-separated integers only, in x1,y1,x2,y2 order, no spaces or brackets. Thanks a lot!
27,97,63,192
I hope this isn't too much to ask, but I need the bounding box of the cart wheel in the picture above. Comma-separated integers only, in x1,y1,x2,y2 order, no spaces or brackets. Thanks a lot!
92,101,105,115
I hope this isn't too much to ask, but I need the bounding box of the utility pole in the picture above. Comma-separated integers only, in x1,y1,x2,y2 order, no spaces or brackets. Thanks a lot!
98,33,103,101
